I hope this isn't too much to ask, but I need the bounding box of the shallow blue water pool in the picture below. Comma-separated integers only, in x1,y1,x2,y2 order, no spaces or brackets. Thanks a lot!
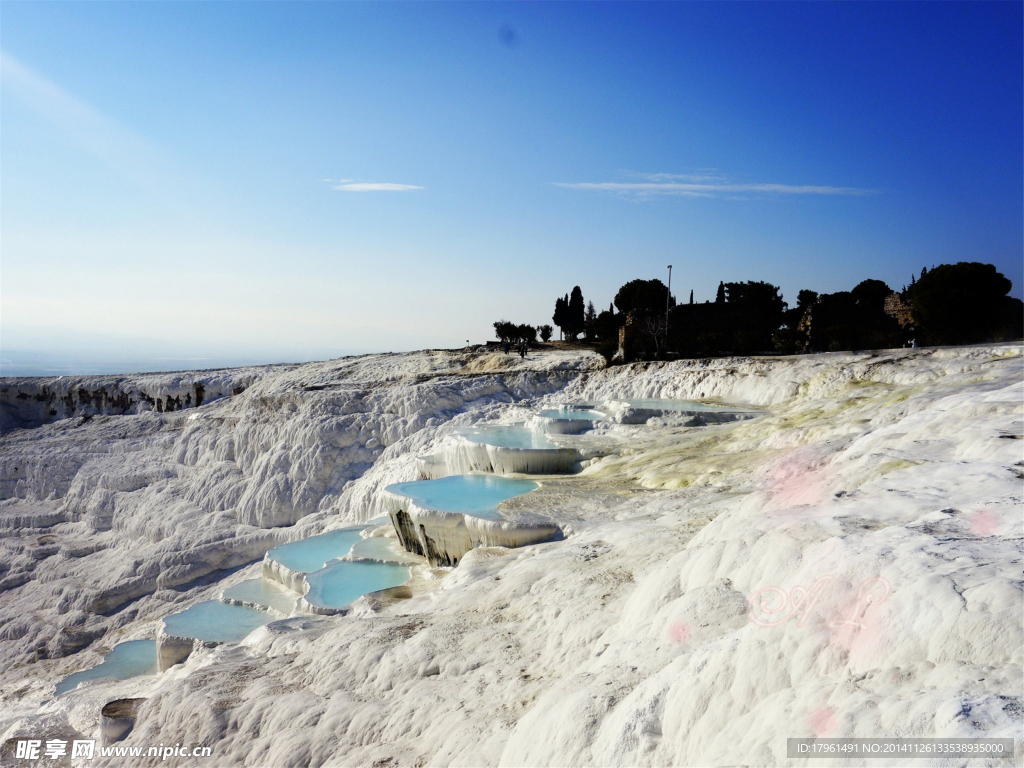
266,528,363,573
538,408,605,420
304,560,411,610
55,640,157,696
222,579,297,615
386,474,538,519
162,600,273,643
458,425,554,449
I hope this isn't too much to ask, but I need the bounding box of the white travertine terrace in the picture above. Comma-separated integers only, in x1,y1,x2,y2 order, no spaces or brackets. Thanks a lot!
1,344,1020,766
154,631,203,674
382,490,561,566
433,433,582,476
525,412,598,435
260,554,308,594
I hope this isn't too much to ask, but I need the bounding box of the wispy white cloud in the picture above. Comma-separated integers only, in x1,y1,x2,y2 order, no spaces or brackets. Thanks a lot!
0,49,176,192
555,182,713,197
634,171,728,183
553,173,875,198
329,181,423,192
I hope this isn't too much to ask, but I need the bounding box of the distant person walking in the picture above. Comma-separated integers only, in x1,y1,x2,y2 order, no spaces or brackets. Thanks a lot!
503,341,510,355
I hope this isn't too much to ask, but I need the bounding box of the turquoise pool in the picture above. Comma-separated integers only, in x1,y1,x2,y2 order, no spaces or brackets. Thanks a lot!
538,408,605,420
222,578,297,615
266,528,363,573
55,640,157,696
162,600,273,643
386,474,538,519
304,560,411,610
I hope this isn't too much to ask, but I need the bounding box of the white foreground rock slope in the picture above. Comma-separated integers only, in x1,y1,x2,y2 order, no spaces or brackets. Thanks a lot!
0,344,1021,766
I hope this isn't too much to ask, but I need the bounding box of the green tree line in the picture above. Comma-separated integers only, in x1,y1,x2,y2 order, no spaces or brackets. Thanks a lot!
494,261,1022,361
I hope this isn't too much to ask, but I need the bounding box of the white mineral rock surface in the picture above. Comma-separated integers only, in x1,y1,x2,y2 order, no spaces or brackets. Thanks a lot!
0,344,1020,766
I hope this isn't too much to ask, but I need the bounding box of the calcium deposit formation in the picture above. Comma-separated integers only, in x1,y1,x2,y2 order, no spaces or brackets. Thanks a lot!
0,345,1020,766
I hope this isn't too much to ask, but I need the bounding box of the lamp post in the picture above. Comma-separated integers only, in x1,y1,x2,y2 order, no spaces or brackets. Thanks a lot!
665,265,672,355
665,265,673,319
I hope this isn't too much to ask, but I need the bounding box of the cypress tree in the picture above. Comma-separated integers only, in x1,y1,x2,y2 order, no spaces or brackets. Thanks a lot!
584,300,597,339
552,296,567,340
568,286,585,340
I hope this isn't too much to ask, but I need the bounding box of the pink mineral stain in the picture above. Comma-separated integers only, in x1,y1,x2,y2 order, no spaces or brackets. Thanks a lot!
970,508,999,537
763,449,830,512
668,621,690,644
810,707,836,736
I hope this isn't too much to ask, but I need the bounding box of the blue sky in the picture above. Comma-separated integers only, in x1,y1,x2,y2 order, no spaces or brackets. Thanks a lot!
2,2,1021,372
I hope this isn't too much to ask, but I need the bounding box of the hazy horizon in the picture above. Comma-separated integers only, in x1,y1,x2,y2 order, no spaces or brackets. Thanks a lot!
0,324,392,377
0,348,346,378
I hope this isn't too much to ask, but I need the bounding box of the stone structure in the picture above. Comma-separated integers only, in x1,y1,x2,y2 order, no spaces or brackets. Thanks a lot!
883,292,915,329
616,315,636,361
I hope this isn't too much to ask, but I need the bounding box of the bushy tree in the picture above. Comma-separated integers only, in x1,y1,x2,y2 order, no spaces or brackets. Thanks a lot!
807,292,860,351
667,280,785,357
494,321,538,344
612,279,675,359
807,280,905,352
592,303,621,342
723,281,786,313
552,295,568,340
797,289,818,310
493,320,517,343
908,262,1021,345
781,289,818,332
999,298,1024,341
722,280,786,353
851,279,892,311
772,327,806,355
614,279,674,317
539,324,553,342
584,301,597,340
516,324,537,343
667,302,727,357
655,262,1019,358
